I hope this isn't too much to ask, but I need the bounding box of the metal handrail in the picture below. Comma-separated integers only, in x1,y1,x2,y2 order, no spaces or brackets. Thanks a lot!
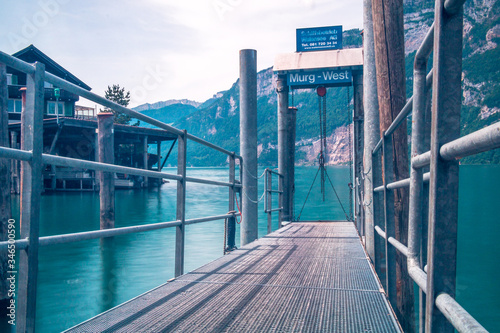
0,50,242,160
0,50,245,332
264,168,284,233
368,0,494,331
410,122,500,169
0,213,243,252
374,172,430,192
372,71,433,154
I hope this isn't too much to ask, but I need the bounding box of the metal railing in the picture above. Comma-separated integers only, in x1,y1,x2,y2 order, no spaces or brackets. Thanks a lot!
264,168,284,234
368,0,498,332
0,51,243,332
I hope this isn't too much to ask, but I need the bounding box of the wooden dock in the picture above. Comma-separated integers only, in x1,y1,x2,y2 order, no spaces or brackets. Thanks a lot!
65,222,401,332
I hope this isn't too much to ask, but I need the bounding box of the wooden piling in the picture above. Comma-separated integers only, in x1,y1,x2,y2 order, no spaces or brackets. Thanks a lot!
93,131,98,190
98,113,115,230
143,136,148,187
353,73,364,233
277,74,291,222
157,141,162,172
287,106,297,220
372,0,414,331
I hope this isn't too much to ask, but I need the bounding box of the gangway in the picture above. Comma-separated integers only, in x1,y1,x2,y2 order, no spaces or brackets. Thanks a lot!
64,222,401,332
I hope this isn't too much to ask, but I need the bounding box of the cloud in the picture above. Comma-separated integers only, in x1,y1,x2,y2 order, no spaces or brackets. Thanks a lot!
0,0,363,107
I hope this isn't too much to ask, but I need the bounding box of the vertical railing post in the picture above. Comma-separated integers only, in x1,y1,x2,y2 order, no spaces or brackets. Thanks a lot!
267,170,272,234
425,1,463,331
278,173,283,228
175,130,187,277
0,62,11,311
408,30,431,333
227,153,236,251
17,62,45,333
382,134,397,310
98,113,115,230
372,149,384,280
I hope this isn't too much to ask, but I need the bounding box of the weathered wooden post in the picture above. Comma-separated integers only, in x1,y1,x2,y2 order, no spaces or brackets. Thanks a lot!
353,72,364,234
143,135,148,187
94,130,99,191
175,130,187,276
98,112,115,230
372,0,414,330
0,62,11,313
239,49,258,245
157,141,162,172
17,62,45,333
287,106,297,221
277,74,291,222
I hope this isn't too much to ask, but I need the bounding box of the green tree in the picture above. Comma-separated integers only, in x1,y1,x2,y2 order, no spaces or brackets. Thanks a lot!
102,84,139,125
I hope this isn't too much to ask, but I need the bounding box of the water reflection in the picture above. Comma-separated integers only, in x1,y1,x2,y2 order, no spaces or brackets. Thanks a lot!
100,238,118,313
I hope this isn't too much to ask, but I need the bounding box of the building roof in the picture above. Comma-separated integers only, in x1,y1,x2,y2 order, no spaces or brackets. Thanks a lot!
12,45,91,91
274,48,363,73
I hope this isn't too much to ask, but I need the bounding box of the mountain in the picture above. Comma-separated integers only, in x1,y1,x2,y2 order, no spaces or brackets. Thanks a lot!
138,103,198,126
133,99,200,112
146,29,362,167
403,0,500,163
144,7,500,166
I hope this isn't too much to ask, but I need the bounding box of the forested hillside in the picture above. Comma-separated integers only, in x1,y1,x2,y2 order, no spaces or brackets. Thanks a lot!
139,2,500,166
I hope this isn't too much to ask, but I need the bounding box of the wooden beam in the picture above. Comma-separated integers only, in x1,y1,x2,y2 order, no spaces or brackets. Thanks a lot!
157,141,162,172
143,135,148,187
372,0,414,331
98,113,115,230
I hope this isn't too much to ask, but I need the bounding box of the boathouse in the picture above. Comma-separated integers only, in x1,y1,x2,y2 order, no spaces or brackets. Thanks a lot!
7,45,176,192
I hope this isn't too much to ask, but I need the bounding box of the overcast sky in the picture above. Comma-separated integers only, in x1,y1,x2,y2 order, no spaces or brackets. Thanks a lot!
0,0,363,107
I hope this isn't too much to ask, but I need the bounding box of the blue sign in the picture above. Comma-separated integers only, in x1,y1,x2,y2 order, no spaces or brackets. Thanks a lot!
287,69,352,88
296,26,343,52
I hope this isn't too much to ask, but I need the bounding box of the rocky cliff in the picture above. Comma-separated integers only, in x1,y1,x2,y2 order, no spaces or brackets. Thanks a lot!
139,4,500,166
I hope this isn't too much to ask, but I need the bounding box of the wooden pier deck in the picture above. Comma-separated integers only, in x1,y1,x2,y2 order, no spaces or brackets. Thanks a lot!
65,222,401,332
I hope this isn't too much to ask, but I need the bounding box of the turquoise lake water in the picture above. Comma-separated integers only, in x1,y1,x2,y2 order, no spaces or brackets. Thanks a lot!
2,165,499,332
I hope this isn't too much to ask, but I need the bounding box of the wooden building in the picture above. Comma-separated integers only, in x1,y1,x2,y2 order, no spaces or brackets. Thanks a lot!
7,45,176,192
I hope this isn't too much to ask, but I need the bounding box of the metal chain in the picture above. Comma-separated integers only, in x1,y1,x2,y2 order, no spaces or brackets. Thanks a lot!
324,168,350,221
242,189,266,204
297,167,321,221
243,166,267,180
